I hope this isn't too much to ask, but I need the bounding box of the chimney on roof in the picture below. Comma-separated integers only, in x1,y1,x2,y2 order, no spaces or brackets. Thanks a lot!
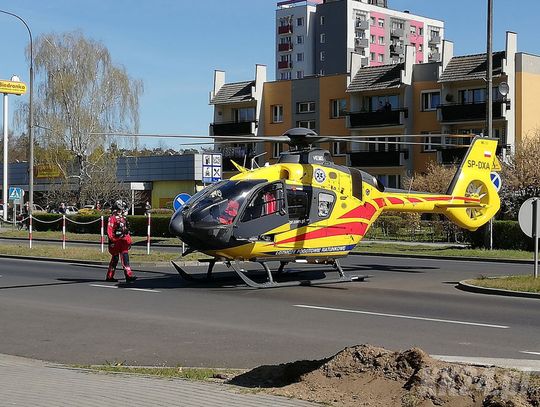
212,70,225,101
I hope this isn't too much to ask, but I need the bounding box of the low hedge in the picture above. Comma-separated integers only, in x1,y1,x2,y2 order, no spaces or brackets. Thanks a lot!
468,220,531,251
32,213,174,237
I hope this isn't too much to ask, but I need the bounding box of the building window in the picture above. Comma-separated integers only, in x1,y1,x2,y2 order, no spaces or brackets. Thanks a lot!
297,101,316,113
331,98,347,118
320,16,325,25
370,52,375,61
273,143,282,158
296,70,304,79
378,18,384,27
279,17,291,27
297,35,304,44
459,88,486,104
418,44,423,52
423,135,442,152
378,36,384,45
297,17,304,26
279,36,292,45
377,54,384,63
421,91,441,111
320,51,325,61
370,34,375,43
280,71,291,80
419,27,424,36
319,69,325,76
234,107,255,122
368,95,399,111
272,105,283,123
410,26,416,35
297,52,304,62
320,33,326,43
296,120,316,129
370,16,376,25
332,141,346,156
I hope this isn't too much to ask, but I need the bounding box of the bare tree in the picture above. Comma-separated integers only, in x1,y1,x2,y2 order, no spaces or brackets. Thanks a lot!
16,31,143,205
500,133,540,218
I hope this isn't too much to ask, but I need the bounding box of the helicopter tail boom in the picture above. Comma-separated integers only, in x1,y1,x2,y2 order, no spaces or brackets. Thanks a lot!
377,136,500,231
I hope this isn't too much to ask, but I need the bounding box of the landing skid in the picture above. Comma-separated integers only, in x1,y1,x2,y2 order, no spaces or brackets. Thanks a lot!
173,257,367,288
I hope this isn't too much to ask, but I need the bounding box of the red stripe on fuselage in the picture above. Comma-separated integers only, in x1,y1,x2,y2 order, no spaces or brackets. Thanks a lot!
339,202,378,220
276,222,368,245
387,197,404,205
374,198,386,208
407,197,423,203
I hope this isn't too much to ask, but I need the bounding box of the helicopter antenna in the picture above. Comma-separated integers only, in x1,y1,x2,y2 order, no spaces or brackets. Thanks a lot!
408,176,414,194
251,151,267,170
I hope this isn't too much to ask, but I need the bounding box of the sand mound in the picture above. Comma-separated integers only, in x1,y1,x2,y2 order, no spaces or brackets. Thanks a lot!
230,344,539,407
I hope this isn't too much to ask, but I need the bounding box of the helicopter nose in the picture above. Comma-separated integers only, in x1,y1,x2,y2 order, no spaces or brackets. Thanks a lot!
169,210,184,237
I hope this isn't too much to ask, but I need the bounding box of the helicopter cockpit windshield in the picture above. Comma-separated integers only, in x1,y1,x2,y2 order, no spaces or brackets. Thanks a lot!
187,180,263,226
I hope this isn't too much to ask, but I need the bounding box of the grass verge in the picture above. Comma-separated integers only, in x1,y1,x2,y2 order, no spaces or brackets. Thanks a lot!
354,243,533,261
77,364,244,381
0,243,206,263
466,275,540,293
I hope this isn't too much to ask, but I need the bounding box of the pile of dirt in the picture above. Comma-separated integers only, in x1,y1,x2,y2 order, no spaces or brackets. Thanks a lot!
229,344,540,407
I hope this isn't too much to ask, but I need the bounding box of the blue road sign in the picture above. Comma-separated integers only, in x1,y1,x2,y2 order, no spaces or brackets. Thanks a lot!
490,172,502,192
173,193,192,212
8,187,23,201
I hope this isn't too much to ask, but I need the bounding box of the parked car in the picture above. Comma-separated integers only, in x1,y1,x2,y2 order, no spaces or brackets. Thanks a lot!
65,206,78,215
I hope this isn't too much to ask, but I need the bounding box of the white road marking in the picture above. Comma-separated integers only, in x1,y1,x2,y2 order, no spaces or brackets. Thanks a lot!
89,284,160,293
125,288,161,293
520,351,540,356
294,305,509,329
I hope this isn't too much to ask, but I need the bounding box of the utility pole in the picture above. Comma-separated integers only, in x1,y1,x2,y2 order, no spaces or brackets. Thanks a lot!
486,0,493,139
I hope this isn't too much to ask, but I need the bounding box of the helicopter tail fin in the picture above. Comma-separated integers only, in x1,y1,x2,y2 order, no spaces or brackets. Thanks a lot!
442,136,500,231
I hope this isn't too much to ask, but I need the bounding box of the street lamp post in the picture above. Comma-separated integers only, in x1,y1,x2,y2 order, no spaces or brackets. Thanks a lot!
0,9,34,215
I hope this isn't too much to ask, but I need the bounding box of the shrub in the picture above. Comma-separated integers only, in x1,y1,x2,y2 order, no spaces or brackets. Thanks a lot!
32,213,173,237
468,220,531,250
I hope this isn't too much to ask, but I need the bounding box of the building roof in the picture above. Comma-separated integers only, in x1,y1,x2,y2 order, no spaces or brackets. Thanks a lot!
347,63,404,93
210,81,255,104
439,51,506,83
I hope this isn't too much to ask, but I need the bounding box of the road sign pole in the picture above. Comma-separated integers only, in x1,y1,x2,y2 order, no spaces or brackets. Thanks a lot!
534,199,539,279
3,93,8,222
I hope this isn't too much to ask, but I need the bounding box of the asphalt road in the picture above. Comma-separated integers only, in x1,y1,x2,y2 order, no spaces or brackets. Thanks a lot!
0,255,538,369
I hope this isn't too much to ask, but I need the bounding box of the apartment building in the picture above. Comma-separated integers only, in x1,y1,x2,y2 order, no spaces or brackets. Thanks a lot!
209,65,266,177
276,0,444,79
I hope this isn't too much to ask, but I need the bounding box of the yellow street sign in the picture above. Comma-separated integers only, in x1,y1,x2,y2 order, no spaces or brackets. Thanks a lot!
0,80,27,95
492,156,502,171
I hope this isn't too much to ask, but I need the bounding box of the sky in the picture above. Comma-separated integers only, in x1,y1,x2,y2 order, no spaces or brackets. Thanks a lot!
1,0,540,149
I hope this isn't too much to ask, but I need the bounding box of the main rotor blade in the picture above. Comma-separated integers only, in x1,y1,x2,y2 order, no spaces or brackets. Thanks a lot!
90,132,289,142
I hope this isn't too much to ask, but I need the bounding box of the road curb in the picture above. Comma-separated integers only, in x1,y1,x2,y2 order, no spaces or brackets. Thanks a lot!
351,251,533,265
0,253,199,269
457,279,540,299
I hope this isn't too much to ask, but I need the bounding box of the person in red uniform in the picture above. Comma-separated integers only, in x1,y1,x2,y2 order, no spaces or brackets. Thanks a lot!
106,200,137,282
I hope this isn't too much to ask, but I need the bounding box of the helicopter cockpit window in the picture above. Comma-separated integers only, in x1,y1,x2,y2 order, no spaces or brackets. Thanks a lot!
241,183,285,222
318,192,335,218
188,180,263,226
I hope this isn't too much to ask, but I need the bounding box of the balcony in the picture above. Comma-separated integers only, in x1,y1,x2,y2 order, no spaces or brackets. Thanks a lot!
210,121,256,137
355,20,369,30
389,44,404,55
278,60,292,69
349,151,403,167
439,148,467,165
278,25,293,34
347,108,407,128
390,28,404,38
429,34,441,45
354,38,369,48
438,102,504,123
278,42,293,52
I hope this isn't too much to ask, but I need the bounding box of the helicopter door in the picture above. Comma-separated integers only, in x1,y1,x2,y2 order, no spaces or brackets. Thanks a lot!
235,181,288,240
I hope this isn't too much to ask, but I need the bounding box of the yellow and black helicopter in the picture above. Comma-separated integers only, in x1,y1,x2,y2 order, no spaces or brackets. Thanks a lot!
165,127,501,288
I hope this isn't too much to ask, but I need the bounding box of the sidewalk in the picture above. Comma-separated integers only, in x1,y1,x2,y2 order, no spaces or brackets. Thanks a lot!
1,353,319,407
